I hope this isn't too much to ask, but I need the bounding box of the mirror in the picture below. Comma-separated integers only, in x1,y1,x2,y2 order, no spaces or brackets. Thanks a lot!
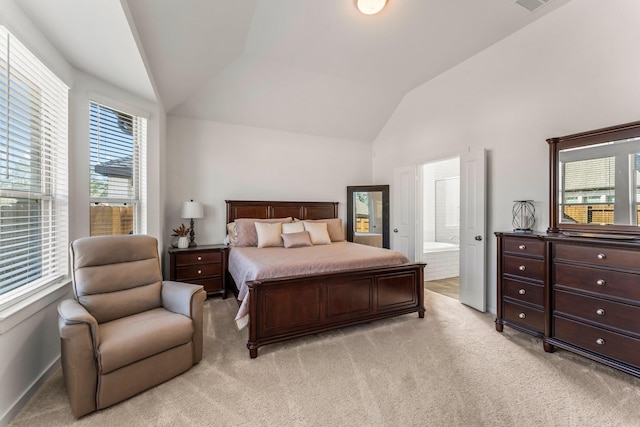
347,185,390,248
548,120,640,236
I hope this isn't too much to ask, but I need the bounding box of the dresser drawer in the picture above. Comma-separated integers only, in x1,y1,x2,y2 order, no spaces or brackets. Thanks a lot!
174,251,222,266
503,255,545,281
179,277,223,293
554,289,640,335
503,277,544,306
503,237,544,257
175,263,222,280
555,243,640,271
503,300,544,332
554,316,640,368
169,245,227,298
554,263,640,302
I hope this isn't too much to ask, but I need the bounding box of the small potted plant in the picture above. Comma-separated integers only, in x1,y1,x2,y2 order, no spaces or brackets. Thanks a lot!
172,223,190,249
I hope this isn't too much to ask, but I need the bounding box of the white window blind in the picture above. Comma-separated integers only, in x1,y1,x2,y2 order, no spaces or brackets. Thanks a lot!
0,26,69,300
89,101,146,236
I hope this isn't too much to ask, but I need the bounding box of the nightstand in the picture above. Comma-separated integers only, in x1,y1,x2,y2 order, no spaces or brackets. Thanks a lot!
168,244,228,298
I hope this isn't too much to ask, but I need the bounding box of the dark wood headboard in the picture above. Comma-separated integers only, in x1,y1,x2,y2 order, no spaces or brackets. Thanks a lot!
226,200,339,224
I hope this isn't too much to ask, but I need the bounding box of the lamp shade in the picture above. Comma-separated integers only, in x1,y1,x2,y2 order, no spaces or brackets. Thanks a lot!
180,201,203,219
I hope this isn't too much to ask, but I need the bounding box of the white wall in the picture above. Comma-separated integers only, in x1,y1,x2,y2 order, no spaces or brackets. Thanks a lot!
69,72,165,243
423,158,460,244
0,1,165,424
372,0,640,313
3,0,639,423
165,117,372,254
0,2,71,425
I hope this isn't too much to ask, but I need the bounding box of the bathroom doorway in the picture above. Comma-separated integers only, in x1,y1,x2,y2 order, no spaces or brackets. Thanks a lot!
421,157,460,299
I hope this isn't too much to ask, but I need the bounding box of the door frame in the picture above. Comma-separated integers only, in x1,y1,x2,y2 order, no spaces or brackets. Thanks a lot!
396,149,486,312
417,155,461,263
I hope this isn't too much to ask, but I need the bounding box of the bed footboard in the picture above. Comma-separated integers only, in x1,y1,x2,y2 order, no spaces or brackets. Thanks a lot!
246,262,425,358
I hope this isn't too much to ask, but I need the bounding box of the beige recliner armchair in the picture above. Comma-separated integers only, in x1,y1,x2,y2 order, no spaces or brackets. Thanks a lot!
58,235,206,418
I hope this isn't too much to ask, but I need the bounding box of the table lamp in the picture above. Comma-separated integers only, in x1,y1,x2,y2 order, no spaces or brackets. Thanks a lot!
180,200,204,247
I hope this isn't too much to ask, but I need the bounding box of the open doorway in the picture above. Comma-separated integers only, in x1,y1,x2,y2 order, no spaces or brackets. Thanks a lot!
421,157,460,299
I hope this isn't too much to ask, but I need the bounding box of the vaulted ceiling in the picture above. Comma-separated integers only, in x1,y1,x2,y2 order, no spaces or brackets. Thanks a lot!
15,0,570,142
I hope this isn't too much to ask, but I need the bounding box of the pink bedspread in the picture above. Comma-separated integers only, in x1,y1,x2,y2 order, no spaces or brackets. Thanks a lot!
229,241,410,330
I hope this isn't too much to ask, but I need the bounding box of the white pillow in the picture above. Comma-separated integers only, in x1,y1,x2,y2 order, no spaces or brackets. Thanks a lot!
303,221,331,245
282,221,305,234
303,218,345,242
255,222,283,248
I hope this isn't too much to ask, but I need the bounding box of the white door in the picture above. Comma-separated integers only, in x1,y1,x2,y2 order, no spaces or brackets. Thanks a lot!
459,148,487,312
392,165,417,261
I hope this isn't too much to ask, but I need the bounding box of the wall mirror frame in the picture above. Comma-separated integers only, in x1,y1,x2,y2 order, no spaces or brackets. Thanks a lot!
347,185,390,248
548,120,640,237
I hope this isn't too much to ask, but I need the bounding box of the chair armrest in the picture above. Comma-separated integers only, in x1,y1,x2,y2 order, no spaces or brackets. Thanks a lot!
57,299,99,417
162,281,206,364
58,299,99,347
161,281,205,318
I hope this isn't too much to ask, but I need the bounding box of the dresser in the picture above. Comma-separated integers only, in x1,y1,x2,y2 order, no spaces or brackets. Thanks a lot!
494,121,640,377
547,235,640,376
168,244,228,298
495,232,547,338
496,232,640,378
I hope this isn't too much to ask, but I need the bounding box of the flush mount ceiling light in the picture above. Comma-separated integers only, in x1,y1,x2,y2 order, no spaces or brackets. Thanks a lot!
357,0,387,15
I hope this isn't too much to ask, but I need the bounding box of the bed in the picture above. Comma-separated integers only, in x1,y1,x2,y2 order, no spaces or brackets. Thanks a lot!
226,200,426,358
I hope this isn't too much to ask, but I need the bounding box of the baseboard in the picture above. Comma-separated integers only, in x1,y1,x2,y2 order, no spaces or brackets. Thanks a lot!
0,356,61,427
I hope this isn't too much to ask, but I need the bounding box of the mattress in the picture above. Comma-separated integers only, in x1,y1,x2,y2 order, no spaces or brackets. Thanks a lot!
228,241,410,330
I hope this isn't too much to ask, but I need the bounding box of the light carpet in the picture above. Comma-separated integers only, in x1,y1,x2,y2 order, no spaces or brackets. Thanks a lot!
9,290,640,427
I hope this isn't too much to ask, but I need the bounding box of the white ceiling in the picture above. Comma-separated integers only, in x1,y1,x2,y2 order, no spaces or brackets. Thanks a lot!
15,0,570,142
15,0,156,103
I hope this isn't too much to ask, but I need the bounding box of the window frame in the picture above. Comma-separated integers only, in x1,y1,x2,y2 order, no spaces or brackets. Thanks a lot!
88,94,148,237
558,139,640,227
0,25,69,313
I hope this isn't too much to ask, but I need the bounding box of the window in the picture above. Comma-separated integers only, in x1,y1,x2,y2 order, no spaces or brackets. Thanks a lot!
560,138,640,225
0,27,69,302
89,101,147,236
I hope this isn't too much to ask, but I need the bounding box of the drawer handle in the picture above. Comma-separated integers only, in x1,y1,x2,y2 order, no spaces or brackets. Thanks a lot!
518,313,526,319
596,338,605,345
596,279,606,286
518,244,526,250
197,256,202,261
596,308,605,316
518,289,526,295
518,265,526,271
597,253,606,260
197,270,202,274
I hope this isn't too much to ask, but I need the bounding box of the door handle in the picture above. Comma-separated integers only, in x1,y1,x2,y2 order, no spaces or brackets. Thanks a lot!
393,228,398,233
474,235,482,241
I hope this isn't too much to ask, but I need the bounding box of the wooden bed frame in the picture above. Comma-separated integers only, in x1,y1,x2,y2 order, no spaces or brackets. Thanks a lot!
226,200,426,358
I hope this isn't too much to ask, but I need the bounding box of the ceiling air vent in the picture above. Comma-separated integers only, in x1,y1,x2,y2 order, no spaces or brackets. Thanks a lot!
515,0,550,12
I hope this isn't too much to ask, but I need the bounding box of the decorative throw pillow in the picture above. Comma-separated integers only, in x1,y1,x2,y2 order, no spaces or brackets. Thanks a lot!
303,221,332,245
304,218,345,242
281,231,313,248
282,221,305,234
255,222,283,248
226,222,238,246
234,217,293,247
